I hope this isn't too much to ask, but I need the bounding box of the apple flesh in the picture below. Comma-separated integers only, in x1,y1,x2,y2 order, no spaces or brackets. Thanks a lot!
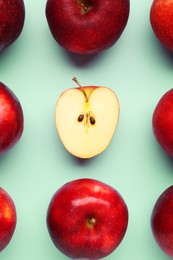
152,89,173,157
46,178,128,259
151,186,173,257
0,0,25,52
150,0,173,51
0,82,24,155
45,0,130,54
0,188,17,252
55,78,120,159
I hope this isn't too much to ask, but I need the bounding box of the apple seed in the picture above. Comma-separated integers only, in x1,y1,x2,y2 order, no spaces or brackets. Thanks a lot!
78,114,84,122
90,116,95,125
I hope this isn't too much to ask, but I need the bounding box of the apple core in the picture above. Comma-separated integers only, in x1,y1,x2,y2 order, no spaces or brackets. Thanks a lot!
73,77,97,132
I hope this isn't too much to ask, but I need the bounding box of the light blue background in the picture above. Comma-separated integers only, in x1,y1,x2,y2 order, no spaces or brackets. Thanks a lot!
1,0,173,259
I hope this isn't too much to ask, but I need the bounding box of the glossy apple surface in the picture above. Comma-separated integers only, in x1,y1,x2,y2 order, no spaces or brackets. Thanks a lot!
152,89,173,157
55,78,120,159
0,188,17,252
45,0,130,54
0,0,25,52
47,178,128,259
150,0,173,51
0,82,24,155
151,186,173,257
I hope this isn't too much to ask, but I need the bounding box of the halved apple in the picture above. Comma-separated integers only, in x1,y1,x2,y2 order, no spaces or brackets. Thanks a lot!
55,78,120,159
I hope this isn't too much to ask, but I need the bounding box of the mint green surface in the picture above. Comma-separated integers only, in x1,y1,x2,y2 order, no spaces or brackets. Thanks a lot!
1,0,173,259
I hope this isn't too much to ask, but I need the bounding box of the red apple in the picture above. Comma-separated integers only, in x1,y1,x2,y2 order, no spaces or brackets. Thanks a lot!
151,186,173,257
0,187,17,252
45,0,130,54
150,0,173,51
0,82,24,155
0,0,25,52
152,89,173,157
46,178,128,259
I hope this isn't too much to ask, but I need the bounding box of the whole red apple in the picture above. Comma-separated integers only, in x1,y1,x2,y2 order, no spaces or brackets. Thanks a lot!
152,89,173,157
151,186,173,257
0,82,24,155
0,187,17,252
0,0,25,52
150,0,173,51
46,178,128,259
45,0,130,54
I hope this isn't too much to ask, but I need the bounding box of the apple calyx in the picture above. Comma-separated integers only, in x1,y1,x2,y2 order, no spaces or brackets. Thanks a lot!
87,217,96,229
72,77,96,133
75,0,90,14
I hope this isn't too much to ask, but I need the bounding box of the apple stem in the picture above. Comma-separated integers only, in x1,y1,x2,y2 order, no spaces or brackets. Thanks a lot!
72,77,89,102
89,218,96,225
75,0,88,13
87,217,96,228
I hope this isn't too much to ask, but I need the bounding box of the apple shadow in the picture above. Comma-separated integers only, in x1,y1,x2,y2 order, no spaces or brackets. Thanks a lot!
0,46,14,62
162,152,173,168
0,154,7,164
62,49,105,68
70,153,97,167
162,48,173,65
157,45,173,65
0,151,15,175
149,32,173,66
153,142,173,172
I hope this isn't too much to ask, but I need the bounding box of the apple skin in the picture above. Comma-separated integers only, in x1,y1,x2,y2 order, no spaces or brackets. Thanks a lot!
150,0,173,51
45,0,130,54
46,178,128,259
152,89,173,157
0,187,17,252
0,82,24,155
151,186,173,257
0,0,25,52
